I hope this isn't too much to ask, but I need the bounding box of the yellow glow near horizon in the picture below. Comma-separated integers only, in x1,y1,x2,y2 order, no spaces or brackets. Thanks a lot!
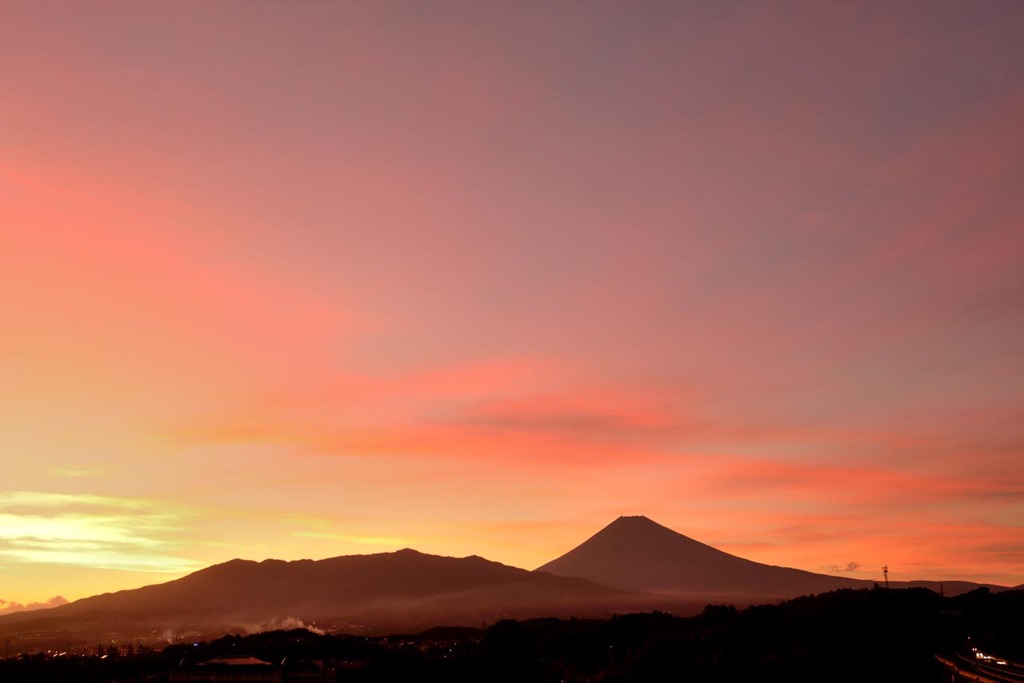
0,492,200,574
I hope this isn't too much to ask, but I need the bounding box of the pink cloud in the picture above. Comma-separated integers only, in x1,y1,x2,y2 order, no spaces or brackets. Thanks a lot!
0,596,68,615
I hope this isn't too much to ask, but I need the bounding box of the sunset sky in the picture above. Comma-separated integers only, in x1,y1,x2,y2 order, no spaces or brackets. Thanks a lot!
2,1,1023,608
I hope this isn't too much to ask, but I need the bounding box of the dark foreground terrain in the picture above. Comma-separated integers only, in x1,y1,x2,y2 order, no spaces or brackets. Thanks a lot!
2,586,1021,682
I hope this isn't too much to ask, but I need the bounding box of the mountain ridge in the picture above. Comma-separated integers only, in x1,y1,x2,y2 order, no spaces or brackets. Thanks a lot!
0,547,630,648
0,515,1010,651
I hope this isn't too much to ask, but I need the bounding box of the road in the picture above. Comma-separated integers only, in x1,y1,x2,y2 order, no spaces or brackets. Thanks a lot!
935,651,1024,683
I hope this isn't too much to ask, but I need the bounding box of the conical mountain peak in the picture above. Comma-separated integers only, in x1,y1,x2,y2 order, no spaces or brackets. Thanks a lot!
537,516,866,598
602,515,695,538
608,515,660,527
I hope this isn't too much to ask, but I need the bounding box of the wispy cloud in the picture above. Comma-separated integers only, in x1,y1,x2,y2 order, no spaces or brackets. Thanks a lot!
0,492,203,573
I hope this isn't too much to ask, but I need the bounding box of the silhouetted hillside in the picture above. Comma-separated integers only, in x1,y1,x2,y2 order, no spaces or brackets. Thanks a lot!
0,549,624,649
6,588,1022,682
59,548,615,616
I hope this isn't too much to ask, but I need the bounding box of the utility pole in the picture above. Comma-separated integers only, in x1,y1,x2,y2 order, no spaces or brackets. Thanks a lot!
882,564,889,588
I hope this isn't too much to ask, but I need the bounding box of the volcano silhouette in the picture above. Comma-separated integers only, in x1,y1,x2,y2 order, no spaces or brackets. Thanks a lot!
536,515,867,599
